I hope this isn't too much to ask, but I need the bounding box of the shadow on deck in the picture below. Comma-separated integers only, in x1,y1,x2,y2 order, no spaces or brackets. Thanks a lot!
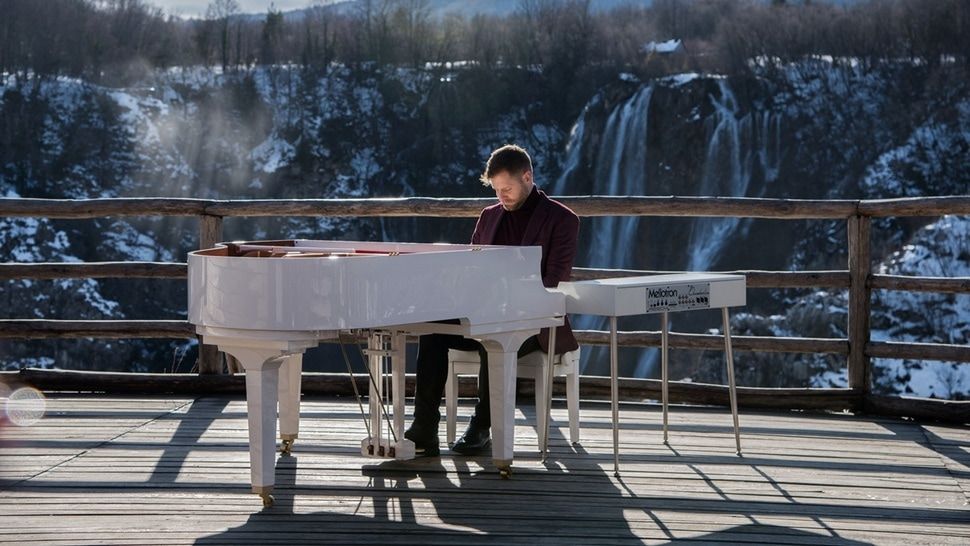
1,395,968,545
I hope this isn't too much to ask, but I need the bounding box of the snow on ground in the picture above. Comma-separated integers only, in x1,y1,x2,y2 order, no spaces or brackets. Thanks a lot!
876,358,969,399
100,221,174,262
767,215,969,398
109,90,170,146
0,217,76,262
250,133,296,173
862,104,970,198
642,39,682,54
868,215,970,398
662,72,703,87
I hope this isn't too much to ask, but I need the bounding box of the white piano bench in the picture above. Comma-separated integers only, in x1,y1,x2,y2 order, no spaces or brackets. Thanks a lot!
445,348,581,448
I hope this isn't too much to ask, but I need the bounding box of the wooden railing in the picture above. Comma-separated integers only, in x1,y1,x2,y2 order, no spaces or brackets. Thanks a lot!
1,195,969,422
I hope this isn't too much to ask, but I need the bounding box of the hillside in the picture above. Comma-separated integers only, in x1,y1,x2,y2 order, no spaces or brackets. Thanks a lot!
1,57,967,397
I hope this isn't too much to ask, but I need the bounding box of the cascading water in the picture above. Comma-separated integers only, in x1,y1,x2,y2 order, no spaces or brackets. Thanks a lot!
590,86,654,269
552,85,654,270
553,85,658,377
552,76,782,379
687,79,781,271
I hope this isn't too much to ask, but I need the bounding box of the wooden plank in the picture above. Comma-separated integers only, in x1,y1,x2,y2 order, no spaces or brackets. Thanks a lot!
0,262,186,280
203,197,486,218
200,196,861,219
3,369,865,413
2,396,969,546
197,214,225,375
857,195,970,217
198,215,223,250
847,215,872,392
2,195,965,222
561,196,860,219
864,394,970,424
0,195,858,221
866,340,970,363
0,197,208,218
0,320,195,339
871,274,970,294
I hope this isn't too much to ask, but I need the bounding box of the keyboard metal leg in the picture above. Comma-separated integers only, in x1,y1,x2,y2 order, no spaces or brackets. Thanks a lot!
610,316,620,477
661,311,669,445
722,308,742,455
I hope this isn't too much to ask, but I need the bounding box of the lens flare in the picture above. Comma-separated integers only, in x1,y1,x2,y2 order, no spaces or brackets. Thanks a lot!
6,387,46,427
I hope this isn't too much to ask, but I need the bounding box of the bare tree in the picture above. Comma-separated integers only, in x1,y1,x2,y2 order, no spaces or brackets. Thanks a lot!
392,0,432,68
354,0,396,65
301,3,340,69
260,6,284,65
206,0,240,71
466,13,503,68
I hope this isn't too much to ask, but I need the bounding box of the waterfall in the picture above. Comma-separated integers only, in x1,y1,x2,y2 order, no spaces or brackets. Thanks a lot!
555,85,654,268
687,79,781,271
553,77,782,378
551,95,594,195
554,85,657,377
589,86,654,269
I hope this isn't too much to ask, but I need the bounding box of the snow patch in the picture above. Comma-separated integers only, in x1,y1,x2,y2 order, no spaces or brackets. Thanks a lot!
662,72,703,87
250,134,295,173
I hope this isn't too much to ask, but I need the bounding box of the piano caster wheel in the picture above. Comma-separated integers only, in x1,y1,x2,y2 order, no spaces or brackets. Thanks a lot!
260,493,275,507
498,467,512,480
280,439,294,456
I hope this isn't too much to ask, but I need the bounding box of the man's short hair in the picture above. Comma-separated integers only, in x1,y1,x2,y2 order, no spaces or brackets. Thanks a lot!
480,144,532,186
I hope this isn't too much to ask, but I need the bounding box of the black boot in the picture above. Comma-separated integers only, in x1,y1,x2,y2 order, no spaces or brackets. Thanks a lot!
404,425,440,457
451,416,491,455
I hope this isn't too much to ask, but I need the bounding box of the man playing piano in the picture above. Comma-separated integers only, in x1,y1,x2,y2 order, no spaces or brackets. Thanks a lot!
405,144,580,456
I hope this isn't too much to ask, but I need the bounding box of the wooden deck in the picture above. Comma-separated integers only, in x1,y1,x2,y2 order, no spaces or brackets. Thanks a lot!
1,395,968,545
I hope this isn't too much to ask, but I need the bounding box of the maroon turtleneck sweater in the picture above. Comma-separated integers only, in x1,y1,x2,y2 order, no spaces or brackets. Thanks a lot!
491,186,540,246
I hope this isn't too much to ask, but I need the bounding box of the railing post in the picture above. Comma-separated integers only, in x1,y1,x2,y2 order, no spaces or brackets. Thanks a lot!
197,214,224,375
847,214,872,396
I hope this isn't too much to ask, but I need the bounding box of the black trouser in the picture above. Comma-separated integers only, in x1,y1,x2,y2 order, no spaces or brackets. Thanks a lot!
411,333,541,435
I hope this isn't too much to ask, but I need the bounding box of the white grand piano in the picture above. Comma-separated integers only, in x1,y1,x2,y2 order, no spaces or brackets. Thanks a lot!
188,239,564,505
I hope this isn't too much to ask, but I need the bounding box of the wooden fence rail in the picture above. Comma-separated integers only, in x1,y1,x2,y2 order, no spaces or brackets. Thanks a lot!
4,265,965,293
2,195,969,219
1,195,968,423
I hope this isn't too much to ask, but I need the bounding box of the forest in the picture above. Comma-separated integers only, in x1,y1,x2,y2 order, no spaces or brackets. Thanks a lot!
2,0,968,85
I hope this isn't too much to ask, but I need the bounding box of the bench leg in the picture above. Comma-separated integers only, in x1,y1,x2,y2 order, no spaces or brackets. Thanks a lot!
445,362,458,446
567,369,580,444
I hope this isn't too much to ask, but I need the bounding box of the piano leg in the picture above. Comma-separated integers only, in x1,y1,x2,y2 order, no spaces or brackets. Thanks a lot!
482,332,534,479
219,346,286,507
278,354,303,455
